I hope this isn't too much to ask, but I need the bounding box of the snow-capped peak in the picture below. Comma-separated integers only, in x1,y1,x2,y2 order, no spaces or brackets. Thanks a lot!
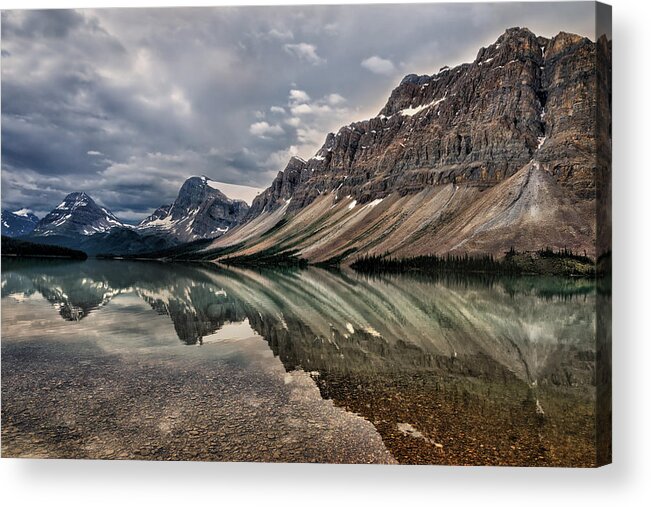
14,208,34,217
32,192,127,237
56,192,93,211
135,175,253,242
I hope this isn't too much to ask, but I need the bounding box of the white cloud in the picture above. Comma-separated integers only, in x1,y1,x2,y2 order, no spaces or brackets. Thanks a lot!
270,106,286,114
276,88,352,161
267,28,294,40
285,117,301,127
249,121,284,137
289,89,311,104
296,126,323,146
287,89,339,117
169,87,192,115
327,93,346,105
290,103,333,116
290,103,315,116
87,150,103,156
361,55,396,75
283,43,325,65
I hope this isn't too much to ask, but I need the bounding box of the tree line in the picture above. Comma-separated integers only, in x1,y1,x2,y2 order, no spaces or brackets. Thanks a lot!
351,247,594,276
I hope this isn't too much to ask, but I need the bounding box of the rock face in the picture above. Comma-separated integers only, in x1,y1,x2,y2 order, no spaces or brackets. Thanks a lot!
1,209,39,237
31,192,126,238
255,28,603,211
246,157,306,216
138,204,172,227
206,27,610,264
137,176,250,243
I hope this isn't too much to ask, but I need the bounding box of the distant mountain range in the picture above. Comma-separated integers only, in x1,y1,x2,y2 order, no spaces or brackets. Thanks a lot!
32,192,126,237
2,28,610,265
1,176,260,256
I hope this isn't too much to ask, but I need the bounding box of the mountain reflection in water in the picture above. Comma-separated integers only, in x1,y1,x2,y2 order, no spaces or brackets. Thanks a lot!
1,258,600,466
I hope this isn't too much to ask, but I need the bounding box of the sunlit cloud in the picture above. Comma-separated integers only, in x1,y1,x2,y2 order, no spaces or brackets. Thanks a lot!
283,42,325,65
249,121,285,137
361,55,396,75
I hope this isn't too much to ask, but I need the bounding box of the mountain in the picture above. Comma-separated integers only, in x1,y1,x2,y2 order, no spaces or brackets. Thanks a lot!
197,28,611,266
137,176,250,243
24,192,152,255
31,192,127,238
1,209,40,237
20,177,253,256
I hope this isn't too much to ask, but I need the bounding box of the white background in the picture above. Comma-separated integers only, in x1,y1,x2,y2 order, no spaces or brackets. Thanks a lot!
0,0,648,505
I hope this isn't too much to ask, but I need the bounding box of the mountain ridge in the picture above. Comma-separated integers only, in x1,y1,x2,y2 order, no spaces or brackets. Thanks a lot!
32,192,127,238
197,27,610,265
21,176,252,255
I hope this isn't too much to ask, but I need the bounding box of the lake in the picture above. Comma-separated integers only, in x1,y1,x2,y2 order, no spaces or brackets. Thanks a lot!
1,258,601,465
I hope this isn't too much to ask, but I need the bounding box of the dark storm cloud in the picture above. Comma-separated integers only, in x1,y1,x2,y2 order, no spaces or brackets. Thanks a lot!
1,3,596,221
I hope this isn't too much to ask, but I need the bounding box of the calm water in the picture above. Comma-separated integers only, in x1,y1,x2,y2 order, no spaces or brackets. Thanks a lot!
1,258,600,465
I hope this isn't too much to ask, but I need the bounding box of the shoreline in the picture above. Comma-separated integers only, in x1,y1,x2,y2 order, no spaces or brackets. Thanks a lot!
2,251,609,280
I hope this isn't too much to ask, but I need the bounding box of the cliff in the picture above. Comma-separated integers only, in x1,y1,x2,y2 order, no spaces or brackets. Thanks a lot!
201,28,611,265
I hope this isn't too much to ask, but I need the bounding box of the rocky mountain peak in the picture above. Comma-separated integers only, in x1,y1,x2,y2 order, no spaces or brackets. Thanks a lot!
137,175,250,242
57,192,95,209
545,31,591,60
32,192,125,237
475,27,545,65
496,26,538,43
137,204,172,228
18,174,253,254
399,74,431,86
66,191,90,199
247,157,307,217
170,176,229,220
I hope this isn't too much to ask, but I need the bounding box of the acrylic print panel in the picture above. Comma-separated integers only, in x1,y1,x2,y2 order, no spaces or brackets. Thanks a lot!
0,2,611,467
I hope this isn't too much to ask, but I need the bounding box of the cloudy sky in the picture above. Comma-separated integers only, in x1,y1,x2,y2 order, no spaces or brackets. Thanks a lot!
1,2,598,222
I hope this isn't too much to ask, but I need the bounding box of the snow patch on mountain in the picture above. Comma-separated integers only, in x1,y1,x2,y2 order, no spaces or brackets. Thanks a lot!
201,177,263,205
399,96,447,117
136,176,250,243
31,192,128,238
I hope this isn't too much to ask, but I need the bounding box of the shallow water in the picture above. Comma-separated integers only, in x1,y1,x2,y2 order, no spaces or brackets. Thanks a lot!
1,258,599,465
